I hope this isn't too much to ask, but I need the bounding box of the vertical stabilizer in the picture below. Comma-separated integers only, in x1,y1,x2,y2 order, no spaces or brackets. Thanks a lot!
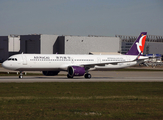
125,32,147,55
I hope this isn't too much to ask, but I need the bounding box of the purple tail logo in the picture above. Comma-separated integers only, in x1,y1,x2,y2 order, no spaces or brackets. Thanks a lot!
136,34,147,55
126,32,147,55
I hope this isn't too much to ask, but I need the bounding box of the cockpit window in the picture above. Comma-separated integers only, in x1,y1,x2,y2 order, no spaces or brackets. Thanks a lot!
7,58,17,61
8,58,12,60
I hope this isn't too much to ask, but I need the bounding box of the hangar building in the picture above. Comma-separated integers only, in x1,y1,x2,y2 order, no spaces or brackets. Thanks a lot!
0,35,20,62
0,34,120,62
20,34,59,54
57,35,120,54
117,34,163,55
20,35,120,54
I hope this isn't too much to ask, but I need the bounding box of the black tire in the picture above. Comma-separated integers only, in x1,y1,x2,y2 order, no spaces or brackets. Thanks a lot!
19,75,23,79
67,74,73,78
84,73,91,79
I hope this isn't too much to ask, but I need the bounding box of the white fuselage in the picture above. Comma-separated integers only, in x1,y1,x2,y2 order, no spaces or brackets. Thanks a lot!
2,54,144,72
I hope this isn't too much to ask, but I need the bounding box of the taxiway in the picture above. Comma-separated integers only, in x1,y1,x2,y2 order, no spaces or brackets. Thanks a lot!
0,71,163,82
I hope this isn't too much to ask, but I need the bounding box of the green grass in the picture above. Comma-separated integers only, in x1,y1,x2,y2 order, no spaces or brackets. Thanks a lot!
0,82,163,120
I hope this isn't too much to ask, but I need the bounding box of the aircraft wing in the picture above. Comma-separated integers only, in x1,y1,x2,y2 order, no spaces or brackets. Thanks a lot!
59,60,131,70
81,55,149,68
80,60,133,68
59,55,149,70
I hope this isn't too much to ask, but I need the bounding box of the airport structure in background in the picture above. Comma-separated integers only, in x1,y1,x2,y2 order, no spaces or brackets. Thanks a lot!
117,34,163,55
0,34,120,62
0,33,163,62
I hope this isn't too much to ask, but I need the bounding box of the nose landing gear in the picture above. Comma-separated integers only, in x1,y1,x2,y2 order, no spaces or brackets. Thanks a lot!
19,71,23,79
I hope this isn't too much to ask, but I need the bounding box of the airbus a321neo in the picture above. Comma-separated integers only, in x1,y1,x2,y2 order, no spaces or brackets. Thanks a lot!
2,32,148,79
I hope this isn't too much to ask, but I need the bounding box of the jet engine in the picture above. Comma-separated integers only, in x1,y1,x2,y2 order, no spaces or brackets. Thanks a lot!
42,71,60,76
68,66,85,77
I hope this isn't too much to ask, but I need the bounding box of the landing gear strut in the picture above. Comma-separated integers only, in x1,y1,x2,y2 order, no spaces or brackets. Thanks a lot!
19,71,23,79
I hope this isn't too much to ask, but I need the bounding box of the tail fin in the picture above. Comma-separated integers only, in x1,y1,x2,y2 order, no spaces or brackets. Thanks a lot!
125,32,147,55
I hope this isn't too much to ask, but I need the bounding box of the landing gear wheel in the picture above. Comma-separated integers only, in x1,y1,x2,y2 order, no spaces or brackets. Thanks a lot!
84,73,91,79
19,75,23,79
67,74,73,78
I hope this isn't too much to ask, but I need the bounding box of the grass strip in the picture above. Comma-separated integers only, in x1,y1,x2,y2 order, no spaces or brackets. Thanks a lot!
0,82,163,119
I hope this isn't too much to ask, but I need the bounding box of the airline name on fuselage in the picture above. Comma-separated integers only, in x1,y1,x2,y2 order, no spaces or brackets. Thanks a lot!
33,56,71,59
34,56,50,59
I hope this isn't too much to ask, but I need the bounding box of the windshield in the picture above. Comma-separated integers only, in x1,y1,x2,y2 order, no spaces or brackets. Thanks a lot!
7,58,17,61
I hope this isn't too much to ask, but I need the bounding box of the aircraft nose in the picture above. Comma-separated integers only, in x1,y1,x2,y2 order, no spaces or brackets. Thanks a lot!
2,61,10,69
2,61,18,71
2,61,7,68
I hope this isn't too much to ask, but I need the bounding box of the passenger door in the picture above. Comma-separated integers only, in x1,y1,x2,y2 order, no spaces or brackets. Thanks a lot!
22,55,27,65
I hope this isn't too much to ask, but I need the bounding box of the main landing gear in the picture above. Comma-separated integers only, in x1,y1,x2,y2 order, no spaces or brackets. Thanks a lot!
84,69,91,79
67,74,73,78
84,73,91,79
66,73,92,79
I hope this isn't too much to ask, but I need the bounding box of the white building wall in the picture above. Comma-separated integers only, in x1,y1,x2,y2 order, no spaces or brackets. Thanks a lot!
40,35,59,54
146,42,163,54
64,36,120,54
8,35,20,52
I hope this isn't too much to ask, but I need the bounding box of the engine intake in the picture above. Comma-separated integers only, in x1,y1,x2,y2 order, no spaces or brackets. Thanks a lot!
68,66,85,77
42,71,60,76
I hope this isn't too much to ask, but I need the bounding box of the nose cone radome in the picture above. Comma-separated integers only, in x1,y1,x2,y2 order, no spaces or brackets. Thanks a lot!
2,61,12,70
2,61,8,69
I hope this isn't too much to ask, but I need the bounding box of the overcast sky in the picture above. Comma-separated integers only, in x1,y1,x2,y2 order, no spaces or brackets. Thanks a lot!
0,0,163,36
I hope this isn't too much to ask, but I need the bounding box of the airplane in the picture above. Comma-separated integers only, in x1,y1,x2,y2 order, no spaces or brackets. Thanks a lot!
2,32,148,79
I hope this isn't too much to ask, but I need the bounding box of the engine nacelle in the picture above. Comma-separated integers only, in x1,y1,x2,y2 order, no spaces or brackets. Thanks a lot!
68,66,85,77
42,71,60,76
